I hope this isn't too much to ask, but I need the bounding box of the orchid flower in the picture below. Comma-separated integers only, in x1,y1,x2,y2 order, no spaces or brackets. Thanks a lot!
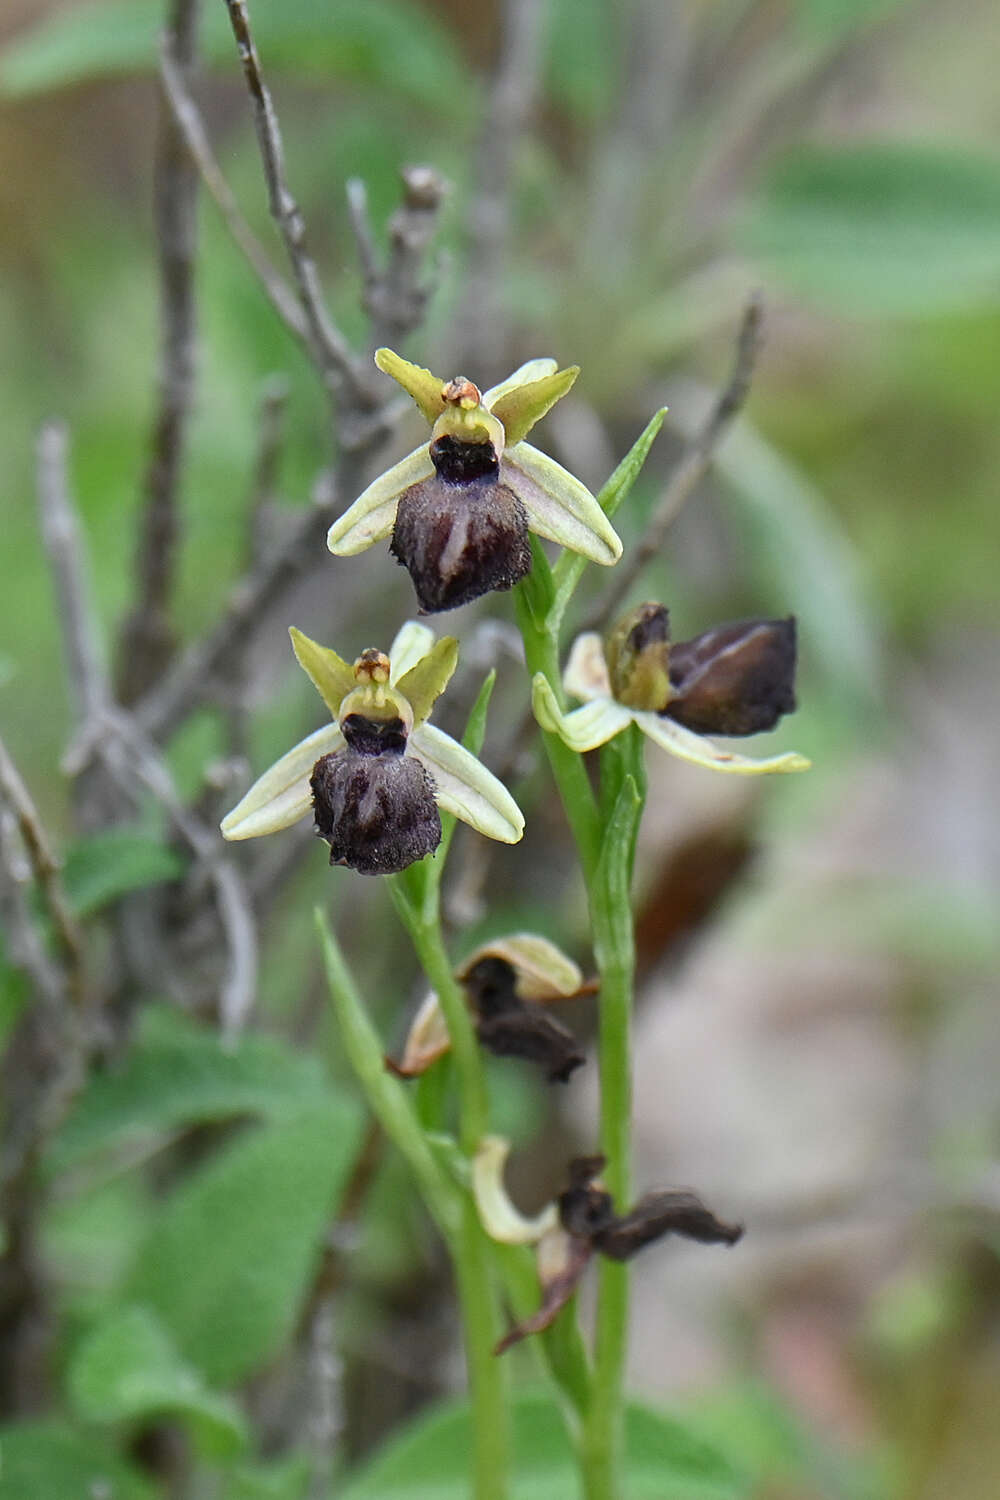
327,350,623,612
221,622,523,875
533,604,811,775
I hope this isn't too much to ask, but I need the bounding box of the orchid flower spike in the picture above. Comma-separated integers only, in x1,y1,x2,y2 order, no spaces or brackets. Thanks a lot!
327,350,623,613
388,934,591,1083
471,1145,743,1355
220,622,523,875
533,603,811,775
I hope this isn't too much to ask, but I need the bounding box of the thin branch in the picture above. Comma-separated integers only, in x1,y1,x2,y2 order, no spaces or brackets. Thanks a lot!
456,0,548,374
35,423,109,727
583,293,765,634
117,0,202,705
0,737,85,1010
349,166,449,354
159,34,310,343
222,0,370,412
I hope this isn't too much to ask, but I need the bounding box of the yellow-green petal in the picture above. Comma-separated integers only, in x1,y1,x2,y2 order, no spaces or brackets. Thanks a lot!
409,724,524,844
503,444,623,565
634,709,812,775
288,627,355,718
395,635,459,728
489,366,579,446
531,673,631,751
327,444,433,556
220,723,343,841
374,347,447,424
482,358,557,410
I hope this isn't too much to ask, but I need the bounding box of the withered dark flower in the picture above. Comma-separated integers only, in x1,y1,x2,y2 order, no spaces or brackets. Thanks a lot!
473,1145,743,1354
534,602,810,776
463,955,585,1083
327,351,622,613
221,622,523,874
387,935,590,1081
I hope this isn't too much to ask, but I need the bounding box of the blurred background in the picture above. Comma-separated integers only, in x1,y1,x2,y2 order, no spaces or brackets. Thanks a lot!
1,0,999,1496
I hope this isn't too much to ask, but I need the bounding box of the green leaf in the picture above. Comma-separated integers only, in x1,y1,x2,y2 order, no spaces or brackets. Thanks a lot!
49,1003,330,1174
0,0,470,113
518,534,557,630
430,669,497,876
0,1421,156,1500
62,827,185,916
219,1454,313,1500
741,144,1000,316
68,1304,248,1458
337,1389,747,1499
126,1102,362,1385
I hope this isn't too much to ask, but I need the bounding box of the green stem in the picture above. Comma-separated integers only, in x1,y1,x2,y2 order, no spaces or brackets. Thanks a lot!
581,729,645,1500
386,876,508,1500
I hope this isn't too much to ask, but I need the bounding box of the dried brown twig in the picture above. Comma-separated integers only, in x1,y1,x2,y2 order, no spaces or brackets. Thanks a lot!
117,0,202,705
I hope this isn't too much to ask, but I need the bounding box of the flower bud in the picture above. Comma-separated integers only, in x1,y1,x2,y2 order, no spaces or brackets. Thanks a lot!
664,617,797,736
604,603,672,711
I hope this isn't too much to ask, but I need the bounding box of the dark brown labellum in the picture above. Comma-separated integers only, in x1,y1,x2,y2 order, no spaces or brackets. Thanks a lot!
389,437,532,613
310,749,441,876
592,1189,744,1260
558,1162,617,1240
664,616,797,736
340,714,408,756
461,955,585,1083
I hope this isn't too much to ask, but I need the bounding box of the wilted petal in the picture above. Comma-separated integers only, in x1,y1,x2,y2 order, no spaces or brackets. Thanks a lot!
220,723,344,840
494,1226,592,1355
387,992,451,1078
473,1137,558,1246
388,621,435,683
593,1189,744,1261
482,358,557,410
327,445,434,556
409,724,524,843
457,934,583,1002
489,367,578,446
394,636,459,727
563,631,612,703
288,627,355,718
502,443,623,564
374,347,447,424
476,1006,585,1082
634,709,811,775
532,674,632,751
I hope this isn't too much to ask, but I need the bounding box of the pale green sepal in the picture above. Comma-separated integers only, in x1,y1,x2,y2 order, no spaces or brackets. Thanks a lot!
489,367,579,446
326,444,433,555
374,347,446,423
473,1137,557,1245
458,934,583,1000
532,673,631,751
408,724,524,844
220,723,343,840
388,620,435,682
562,631,612,703
503,444,623,564
635,710,812,775
482,358,557,410
288,627,355,717
396,636,459,728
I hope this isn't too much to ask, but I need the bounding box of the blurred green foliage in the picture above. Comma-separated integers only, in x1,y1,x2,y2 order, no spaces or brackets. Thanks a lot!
1,0,999,1494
